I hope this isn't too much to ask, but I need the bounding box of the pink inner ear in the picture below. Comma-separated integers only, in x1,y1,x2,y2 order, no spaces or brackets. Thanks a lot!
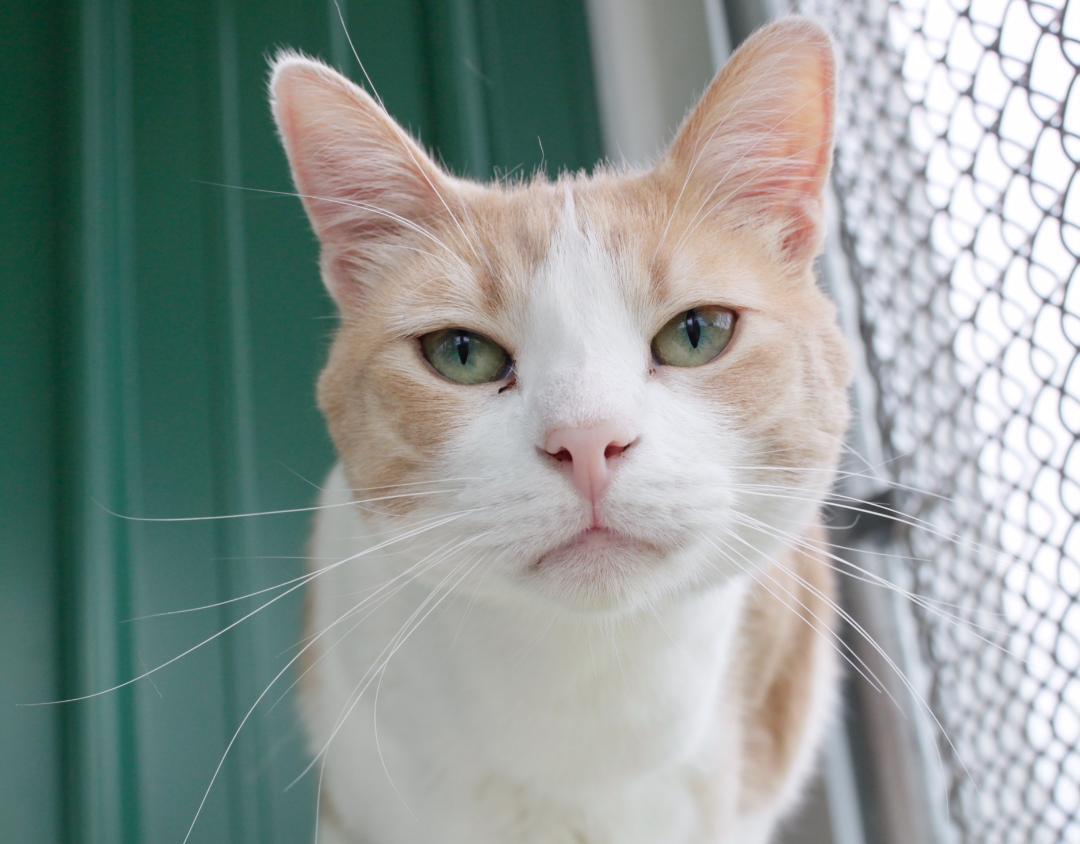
270,56,453,305
299,159,417,245
745,87,834,260
729,60,834,261
666,21,836,264
279,104,434,247
778,195,825,262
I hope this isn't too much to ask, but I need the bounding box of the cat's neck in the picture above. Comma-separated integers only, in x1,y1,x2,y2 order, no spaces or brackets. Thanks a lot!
425,576,748,788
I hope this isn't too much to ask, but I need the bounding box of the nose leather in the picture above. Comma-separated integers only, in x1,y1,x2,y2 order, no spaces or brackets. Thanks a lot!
543,421,637,506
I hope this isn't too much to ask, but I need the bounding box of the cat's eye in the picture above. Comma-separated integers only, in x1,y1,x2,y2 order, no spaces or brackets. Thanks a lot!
651,306,736,368
420,329,512,385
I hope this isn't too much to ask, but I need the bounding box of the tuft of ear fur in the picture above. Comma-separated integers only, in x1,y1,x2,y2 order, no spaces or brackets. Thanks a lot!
663,18,836,266
269,51,454,307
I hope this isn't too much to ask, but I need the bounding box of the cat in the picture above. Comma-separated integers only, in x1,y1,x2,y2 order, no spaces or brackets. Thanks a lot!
270,16,851,844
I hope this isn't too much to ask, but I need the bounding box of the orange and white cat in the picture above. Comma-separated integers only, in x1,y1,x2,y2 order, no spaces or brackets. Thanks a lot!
270,17,851,844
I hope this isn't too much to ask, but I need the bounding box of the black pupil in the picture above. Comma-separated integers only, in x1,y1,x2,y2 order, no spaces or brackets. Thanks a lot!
454,332,471,365
685,310,701,349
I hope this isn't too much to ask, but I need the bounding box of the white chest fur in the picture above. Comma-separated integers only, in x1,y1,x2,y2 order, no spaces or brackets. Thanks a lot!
302,466,774,844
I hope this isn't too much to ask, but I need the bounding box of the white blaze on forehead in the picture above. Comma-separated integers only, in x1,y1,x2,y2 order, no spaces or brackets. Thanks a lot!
518,185,647,432
561,181,577,228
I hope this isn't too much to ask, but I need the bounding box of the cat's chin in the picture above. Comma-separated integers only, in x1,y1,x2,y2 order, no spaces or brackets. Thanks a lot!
524,527,678,613
537,526,664,566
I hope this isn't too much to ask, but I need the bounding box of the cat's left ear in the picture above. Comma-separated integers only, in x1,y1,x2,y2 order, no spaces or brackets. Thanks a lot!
661,18,836,266
269,52,455,307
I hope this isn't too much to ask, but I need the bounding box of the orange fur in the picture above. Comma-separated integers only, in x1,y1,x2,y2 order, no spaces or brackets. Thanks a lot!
317,166,850,509
736,525,838,811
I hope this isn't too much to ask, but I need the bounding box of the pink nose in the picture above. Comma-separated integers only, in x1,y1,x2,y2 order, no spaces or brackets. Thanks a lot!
543,421,638,505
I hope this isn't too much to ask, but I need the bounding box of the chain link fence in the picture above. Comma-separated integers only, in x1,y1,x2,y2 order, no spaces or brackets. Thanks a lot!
788,0,1080,841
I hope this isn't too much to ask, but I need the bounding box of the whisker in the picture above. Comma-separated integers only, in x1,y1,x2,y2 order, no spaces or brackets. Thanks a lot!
22,509,481,707
291,552,484,789
732,512,1012,638
313,756,328,844
728,505,933,564
451,548,498,645
96,487,466,524
123,508,484,622
370,546,496,819
275,461,325,491
214,554,340,562
704,534,889,697
723,463,958,507
720,527,976,807
371,552,490,807
177,526,489,844
268,534,488,713
731,485,999,557
199,181,473,273
339,478,491,492
329,0,491,275
174,538,462,844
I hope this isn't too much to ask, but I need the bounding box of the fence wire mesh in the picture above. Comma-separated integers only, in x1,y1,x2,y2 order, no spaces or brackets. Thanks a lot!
788,0,1080,841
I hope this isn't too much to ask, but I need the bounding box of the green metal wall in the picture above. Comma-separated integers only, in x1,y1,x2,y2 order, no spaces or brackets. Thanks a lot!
0,2,601,842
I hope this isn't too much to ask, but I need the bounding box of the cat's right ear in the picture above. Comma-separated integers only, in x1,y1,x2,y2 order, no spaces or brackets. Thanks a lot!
269,52,453,307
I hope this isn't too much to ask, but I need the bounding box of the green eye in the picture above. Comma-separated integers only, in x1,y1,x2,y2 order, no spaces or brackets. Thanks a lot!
651,306,736,367
420,329,512,385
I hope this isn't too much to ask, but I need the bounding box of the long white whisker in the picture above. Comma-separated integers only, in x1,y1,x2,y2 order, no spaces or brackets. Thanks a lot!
328,0,491,274
451,548,498,645
724,462,958,507
371,548,490,808
178,547,435,844
99,487,465,524
179,529,490,843
22,509,481,707
201,181,473,273
732,513,1013,644
371,547,494,819
313,755,328,844
276,462,490,494
269,533,489,714
123,508,483,622
721,527,975,807
705,534,889,697
291,552,484,789
732,486,998,557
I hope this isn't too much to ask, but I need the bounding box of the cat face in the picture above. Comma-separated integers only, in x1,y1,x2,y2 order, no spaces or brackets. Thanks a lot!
272,19,851,613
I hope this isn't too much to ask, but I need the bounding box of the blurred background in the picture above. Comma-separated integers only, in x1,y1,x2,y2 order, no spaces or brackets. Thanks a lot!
3,1,1077,843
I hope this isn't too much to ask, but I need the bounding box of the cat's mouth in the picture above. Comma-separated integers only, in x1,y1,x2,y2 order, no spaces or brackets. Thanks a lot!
534,527,666,569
